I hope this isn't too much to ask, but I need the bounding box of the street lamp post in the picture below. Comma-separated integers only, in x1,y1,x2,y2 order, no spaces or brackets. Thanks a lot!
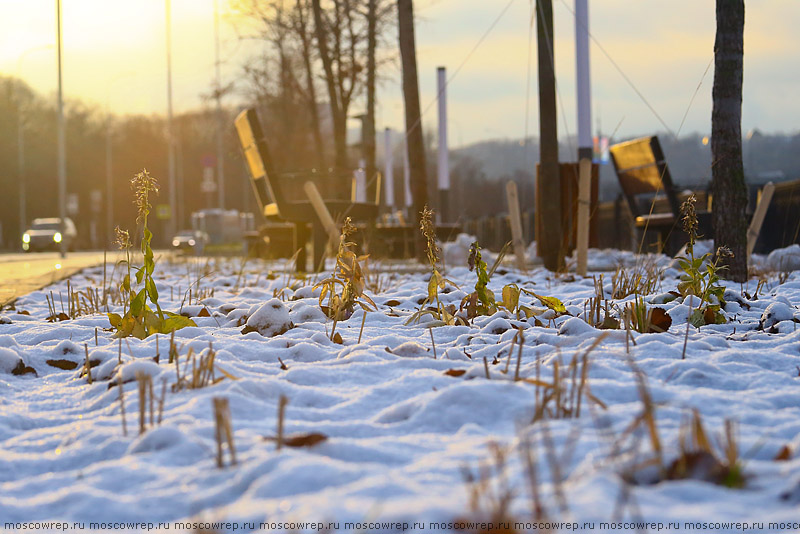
214,0,225,210
56,0,67,258
166,0,177,239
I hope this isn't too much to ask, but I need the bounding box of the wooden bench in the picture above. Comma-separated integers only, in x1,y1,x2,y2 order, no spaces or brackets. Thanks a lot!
234,108,378,272
609,135,711,254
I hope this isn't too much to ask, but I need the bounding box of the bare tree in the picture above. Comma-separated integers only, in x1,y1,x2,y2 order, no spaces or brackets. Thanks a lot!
711,0,747,281
311,0,365,170
232,0,326,169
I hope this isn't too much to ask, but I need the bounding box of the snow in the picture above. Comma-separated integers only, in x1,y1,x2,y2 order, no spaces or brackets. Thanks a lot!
242,299,293,337
1,244,800,532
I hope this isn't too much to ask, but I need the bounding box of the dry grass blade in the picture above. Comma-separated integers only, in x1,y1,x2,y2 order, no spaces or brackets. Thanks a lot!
83,344,92,385
213,397,236,468
276,395,288,451
528,334,608,423
119,372,127,437
136,371,154,436
611,261,662,299
459,442,520,533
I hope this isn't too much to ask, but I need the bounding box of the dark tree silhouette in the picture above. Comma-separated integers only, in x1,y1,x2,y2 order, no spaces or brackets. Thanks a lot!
711,0,748,281
398,0,428,260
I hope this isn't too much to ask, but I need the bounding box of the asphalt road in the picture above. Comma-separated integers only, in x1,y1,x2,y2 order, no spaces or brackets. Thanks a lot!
0,251,123,308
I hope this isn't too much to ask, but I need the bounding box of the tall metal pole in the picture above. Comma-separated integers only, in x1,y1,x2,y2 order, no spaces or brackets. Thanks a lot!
214,0,225,210
436,66,449,223
56,0,67,258
166,0,177,236
106,115,113,242
575,0,592,275
402,138,412,211
575,0,591,159
17,92,26,239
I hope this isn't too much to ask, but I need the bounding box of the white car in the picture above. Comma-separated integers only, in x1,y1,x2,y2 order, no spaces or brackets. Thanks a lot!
22,218,77,252
171,230,208,254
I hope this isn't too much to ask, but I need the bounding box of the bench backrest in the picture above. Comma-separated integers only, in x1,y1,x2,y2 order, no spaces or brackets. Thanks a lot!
234,108,287,217
609,136,680,219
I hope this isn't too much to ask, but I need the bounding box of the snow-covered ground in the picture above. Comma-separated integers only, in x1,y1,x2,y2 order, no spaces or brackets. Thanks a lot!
2,241,800,533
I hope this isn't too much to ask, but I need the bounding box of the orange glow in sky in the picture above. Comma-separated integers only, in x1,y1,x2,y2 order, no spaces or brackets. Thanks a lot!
0,0,798,145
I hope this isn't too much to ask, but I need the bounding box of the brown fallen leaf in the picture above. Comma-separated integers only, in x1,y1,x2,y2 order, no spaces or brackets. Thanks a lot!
332,332,343,345
197,307,211,317
444,369,466,377
601,316,621,330
703,307,717,326
775,445,792,461
649,307,673,333
264,432,328,448
11,360,37,376
46,359,78,370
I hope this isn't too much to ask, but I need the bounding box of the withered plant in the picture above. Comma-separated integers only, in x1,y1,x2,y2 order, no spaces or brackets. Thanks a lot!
314,217,376,341
407,206,464,326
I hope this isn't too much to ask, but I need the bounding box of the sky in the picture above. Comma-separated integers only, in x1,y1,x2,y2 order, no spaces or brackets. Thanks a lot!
1,0,798,148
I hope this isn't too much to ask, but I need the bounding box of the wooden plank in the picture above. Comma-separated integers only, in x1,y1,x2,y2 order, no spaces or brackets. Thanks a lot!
505,181,527,272
303,181,339,250
746,181,775,258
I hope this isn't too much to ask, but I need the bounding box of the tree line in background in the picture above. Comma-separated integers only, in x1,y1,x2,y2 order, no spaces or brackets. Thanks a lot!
232,0,396,189
0,75,258,250
2,64,799,252
1,0,797,258
0,0,399,249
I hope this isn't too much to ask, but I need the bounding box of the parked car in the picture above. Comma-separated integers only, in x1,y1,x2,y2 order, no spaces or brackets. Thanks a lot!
22,217,77,252
171,229,208,254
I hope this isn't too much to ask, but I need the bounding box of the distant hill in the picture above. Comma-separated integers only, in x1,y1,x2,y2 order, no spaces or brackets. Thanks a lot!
449,132,800,201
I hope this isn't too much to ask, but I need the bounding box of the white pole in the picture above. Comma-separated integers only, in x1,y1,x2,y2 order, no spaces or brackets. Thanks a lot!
56,0,66,258
355,159,366,202
437,66,449,222
403,138,412,209
575,0,592,276
166,0,177,236
575,0,591,154
384,128,395,210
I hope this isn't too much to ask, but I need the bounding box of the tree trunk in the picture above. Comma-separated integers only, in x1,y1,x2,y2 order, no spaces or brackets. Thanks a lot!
536,0,563,271
364,0,378,202
711,0,748,282
397,0,428,260
312,0,349,171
